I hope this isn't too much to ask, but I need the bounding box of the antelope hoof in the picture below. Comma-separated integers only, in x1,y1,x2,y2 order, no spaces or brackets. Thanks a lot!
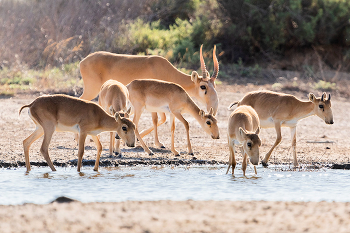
175,154,180,157
149,151,154,156
188,152,194,156
115,133,120,139
261,161,269,167
160,145,166,149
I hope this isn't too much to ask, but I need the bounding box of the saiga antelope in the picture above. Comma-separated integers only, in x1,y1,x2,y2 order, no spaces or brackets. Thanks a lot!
229,91,334,167
19,94,137,172
79,45,219,148
226,105,261,176
98,79,148,156
127,79,220,156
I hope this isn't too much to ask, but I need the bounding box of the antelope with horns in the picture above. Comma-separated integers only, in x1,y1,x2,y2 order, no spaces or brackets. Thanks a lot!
226,105,261,176
229,91,334,167
126,79,220,156
79,45,219,148
98,79,148,156
19,94,138,172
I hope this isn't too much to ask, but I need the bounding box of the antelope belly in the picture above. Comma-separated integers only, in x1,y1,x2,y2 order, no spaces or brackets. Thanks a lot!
145,104,170,113
56,123,80,133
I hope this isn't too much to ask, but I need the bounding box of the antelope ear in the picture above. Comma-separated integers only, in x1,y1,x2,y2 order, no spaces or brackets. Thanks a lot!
126,107,132,117
239,127,247,138
255,126,260,135
191,71,200,83
308,93,316,102
114,112,121,122
199,109,205,118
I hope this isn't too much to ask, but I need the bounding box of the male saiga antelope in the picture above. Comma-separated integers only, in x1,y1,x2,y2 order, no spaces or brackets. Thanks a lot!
19,94,137,172
226,105,261,176
98,79,151,156
127,79,220,156
229,91,334,167
79,45,219,148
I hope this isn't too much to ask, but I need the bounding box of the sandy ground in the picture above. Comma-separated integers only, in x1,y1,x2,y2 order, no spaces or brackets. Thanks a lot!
0,200,349,233
1,84,350,232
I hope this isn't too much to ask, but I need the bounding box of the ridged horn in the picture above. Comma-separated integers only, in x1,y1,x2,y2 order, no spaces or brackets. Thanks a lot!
211,45,219,80
200,44,207,79
328,93,331,101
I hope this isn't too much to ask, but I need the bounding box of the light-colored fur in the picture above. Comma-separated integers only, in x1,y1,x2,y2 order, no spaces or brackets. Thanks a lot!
127,79,220,156
79,45,219,148
226,105,261,176
229,91,334,167
98,80,132,156
19,94,137,172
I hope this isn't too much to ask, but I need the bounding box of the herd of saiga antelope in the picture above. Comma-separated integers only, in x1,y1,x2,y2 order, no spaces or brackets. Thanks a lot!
19,45,334,176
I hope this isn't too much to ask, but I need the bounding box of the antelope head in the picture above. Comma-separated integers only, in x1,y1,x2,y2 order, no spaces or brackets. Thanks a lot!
199,107,220,139
309,92,334,125
114,112,136,147
239,127,261,165
191,44,219,115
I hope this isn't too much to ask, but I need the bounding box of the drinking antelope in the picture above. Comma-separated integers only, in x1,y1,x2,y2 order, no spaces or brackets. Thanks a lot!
226,105,261,176
126,79,220,156
79,45,219,148
19,94,137,172
229,91,334,167
98,79,152,156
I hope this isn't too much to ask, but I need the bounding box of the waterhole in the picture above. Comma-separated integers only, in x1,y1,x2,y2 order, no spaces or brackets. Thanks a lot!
1,165,349,205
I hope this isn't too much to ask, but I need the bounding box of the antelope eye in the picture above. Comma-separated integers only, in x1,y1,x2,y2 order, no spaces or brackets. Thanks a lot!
247,142,252,148
319,105,324,109
206,121,211,125
200,85,206,90
122,126,127,131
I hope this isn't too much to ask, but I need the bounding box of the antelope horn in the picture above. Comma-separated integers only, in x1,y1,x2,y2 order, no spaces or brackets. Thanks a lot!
328,93,331,101
321,92,326,101
211,45,219,81
200,44,207,79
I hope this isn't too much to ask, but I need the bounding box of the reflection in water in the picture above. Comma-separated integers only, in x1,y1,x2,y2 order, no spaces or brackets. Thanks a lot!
0,165,350,205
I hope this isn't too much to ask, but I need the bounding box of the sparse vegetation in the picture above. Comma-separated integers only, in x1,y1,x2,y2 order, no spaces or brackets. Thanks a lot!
0,0,349,96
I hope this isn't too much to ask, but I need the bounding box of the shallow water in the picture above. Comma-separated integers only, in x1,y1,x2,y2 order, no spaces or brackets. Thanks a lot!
1,165,350,205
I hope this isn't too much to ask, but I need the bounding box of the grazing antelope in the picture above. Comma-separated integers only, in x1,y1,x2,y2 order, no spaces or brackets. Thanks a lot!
19,94,137,172
79,45,219,148
98,79,136,156
127,79,220,156
226,105,261,176
229,91,334,167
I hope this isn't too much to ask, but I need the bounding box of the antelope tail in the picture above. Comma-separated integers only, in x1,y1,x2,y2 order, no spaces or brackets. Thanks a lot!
227,101,239,110
19,104,32,115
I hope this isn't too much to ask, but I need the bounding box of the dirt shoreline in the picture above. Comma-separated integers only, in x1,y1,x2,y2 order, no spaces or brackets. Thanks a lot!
1,199,350,233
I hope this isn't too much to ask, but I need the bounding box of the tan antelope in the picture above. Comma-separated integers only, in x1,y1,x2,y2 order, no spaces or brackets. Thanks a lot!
98,79,138,156
19,94,138,172
126,79,220,156
79,45,219,148
229,90,334,167
226,105,261,176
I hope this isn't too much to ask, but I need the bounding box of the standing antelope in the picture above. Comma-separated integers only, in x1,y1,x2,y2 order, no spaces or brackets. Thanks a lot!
127,79,220,156
19,94,137,172
79,45,219,148
229,91,334,167
226,105,261,176
98,79,149,156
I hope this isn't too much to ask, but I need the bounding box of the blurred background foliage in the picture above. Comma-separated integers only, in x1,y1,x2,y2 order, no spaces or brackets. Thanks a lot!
0,0,349,95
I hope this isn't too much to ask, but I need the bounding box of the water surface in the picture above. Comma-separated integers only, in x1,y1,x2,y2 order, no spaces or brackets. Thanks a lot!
1,165,349,205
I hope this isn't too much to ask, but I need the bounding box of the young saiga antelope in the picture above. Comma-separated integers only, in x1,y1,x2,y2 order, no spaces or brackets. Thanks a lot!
226,105,261,176
127,79,220,156
229,91,334,167
79,45,219,148
19,94,137,172
98,79,152,156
